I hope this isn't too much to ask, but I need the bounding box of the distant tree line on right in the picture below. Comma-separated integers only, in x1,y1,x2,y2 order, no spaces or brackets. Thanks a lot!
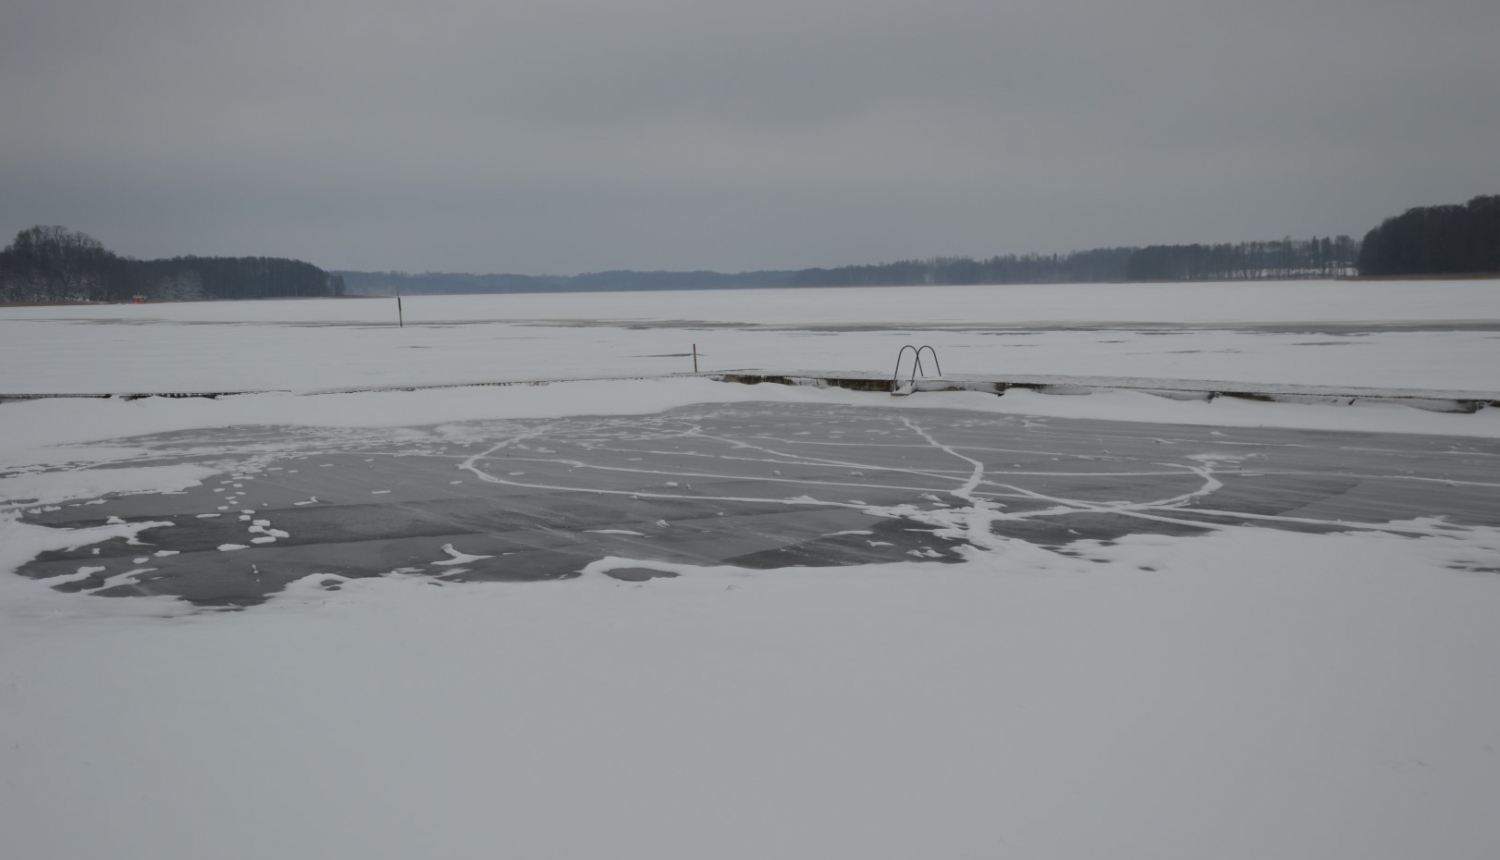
1122,237,1359,282
787,194,1499,286
784,237,1361,286
1356,195,1499,277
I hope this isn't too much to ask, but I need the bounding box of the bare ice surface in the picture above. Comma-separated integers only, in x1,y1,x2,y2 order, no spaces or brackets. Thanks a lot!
11,402,1499,608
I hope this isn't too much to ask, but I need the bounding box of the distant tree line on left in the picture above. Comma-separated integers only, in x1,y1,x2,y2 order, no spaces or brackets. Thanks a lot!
0,225,344,303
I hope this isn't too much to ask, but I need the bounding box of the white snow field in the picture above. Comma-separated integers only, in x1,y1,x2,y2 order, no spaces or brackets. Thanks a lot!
3,280,1500,860
1,279,1499,394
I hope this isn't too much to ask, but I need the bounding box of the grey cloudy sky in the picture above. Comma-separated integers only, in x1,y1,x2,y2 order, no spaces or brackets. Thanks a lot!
2,0,1496,273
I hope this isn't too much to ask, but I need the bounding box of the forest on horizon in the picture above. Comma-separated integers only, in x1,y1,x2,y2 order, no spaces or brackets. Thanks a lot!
2,196,1494,304
340,195,1496,296
337,237,1361,297
0,226,344,304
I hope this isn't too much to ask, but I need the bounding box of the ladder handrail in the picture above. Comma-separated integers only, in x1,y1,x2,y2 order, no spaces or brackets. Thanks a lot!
892,344,943,388
914,345,942,379
893,345,921,385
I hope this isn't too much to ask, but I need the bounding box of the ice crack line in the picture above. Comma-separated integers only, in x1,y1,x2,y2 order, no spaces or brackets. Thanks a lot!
456,426,869,512
457,426,554,477
902,418,985,503
900,417,1012,552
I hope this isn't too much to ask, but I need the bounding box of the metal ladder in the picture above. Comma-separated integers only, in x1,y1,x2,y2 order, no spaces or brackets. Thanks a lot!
892,345,942,395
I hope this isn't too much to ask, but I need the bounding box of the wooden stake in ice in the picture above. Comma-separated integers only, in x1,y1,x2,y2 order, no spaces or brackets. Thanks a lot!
396,285,404,328
692,343,698,373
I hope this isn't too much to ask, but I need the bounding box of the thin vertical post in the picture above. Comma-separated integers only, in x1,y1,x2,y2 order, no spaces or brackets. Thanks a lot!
692,343,698,373
396,286,404,328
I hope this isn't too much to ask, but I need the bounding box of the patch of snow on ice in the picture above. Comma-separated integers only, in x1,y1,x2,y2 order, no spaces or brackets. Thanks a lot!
431,544,494,567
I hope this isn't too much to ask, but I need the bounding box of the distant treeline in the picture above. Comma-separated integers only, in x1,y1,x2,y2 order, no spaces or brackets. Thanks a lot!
338,237,1358,296
1125,237,1359,282
336,268,798,296
9,192,1493,304
1357,195,1499,277
0,226,343,303
788,247,1136,287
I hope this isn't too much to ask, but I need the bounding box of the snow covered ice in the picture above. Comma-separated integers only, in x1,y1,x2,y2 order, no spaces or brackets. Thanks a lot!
4,280,1500,394
3,281,1499,860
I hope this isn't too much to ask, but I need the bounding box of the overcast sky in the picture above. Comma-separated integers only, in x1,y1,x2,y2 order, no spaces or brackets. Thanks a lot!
2,0,1496,274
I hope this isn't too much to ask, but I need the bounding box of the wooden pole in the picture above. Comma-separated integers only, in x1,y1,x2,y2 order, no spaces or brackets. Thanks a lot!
397,286,404,328
692,343,698,373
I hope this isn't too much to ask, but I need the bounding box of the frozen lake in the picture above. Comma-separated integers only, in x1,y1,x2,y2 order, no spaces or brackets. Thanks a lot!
3,281,1500,860
3,280,1499,393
